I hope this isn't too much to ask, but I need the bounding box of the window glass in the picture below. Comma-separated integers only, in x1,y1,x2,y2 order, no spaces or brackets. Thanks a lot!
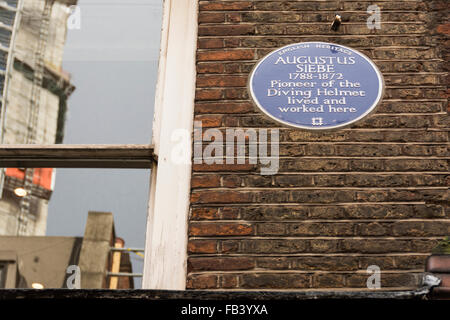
0,263,6,288
0,0,163,289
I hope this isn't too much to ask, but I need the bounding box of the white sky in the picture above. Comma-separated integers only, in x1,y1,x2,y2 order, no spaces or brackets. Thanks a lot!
64,0,162,61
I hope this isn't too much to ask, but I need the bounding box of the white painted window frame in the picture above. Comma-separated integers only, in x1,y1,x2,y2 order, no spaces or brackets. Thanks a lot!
142,0,198,290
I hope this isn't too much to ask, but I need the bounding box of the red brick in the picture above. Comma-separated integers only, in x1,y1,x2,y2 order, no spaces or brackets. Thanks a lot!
188,257,254,271
197,49,255,61
191,207,220,220
189,222,253,236
427,255,450,273
222,175,242,187
439,274,450,287
192,163,256,172
188,240,217,254
198,38,224,49
220,207,240,219
186,274,217,289
221,240,240,253
197,75,247,87
191,175,221,188
200,2,253,11
240,274,311,289
226,12,241,23
313,274,345,288
195,102,254,114
194,115,223,127
224,38,240,48
188,0,449,292
221,274,239,288
197,63,225,74
437,23,450,35
195,89,222,100
198,12,225,23
191,190,254,204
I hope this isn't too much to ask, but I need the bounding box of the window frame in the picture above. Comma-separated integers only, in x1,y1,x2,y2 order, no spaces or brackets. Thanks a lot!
0,0,198,291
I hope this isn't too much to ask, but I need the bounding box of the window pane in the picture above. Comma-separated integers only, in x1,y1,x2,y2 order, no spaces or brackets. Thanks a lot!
0,0,163,289
0,263,6,288
0,168,150,289
62,0,162,144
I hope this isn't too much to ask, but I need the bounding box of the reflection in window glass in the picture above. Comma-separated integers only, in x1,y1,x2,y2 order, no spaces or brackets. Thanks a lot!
0,263,6,288
0,0,162,289
0,168,150,289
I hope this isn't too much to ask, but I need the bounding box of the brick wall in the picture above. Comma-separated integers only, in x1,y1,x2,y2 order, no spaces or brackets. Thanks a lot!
188,0,449,290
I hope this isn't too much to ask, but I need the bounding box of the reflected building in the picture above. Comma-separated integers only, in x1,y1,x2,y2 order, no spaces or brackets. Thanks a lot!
0,0,76,235
0,211,135,289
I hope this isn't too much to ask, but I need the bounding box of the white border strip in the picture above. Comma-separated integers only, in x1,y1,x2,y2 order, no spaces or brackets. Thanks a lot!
142,0,198,290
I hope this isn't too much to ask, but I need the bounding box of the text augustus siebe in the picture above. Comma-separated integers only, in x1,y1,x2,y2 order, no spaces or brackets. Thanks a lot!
266,43,368,120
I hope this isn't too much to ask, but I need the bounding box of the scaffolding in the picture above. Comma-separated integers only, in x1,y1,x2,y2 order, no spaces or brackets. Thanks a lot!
0,0,23,198
0,0,76,236
17,0,53,236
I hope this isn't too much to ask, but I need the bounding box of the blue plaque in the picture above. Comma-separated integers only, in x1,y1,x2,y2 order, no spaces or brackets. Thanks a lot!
248,42,384,130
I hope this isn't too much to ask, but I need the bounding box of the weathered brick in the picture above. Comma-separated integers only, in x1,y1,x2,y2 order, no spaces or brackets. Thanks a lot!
195,102,254,114
241,239,308,254
199,12,225,24
356,222,389,236
188,240,218,254
280,159,349,172
186,274,217,289
197,49,255,61
309,239,339,253
191,207,220,220
225,12,241,23
198,25,255,36
293,256,358,271
359,256,396,270
257,223,285,236
240,206,309,221
356,189,448,203
198,38,224,49
194,115,223,128
195,89,222,100
197,63,225,74
191,174,221,188
313,274,345,288
384,159,448,171
240,273,311,289
287,222,354,237
221,274,239,288
220,207,240,220
256,257,291,270
193,163,256,172
189,0,450,291
200,1,253,11
188,257,254,272
274,175,314,187
395,255,428,270
392,221,450,237
346,272,420,288
189,222,254,236
197,75,248,87
339,239,412,254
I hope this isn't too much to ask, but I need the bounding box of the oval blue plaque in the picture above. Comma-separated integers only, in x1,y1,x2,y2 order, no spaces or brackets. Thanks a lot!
248,42,384,130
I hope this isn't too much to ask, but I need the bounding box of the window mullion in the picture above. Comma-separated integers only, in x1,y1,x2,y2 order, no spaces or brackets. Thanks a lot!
0,144,156,168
